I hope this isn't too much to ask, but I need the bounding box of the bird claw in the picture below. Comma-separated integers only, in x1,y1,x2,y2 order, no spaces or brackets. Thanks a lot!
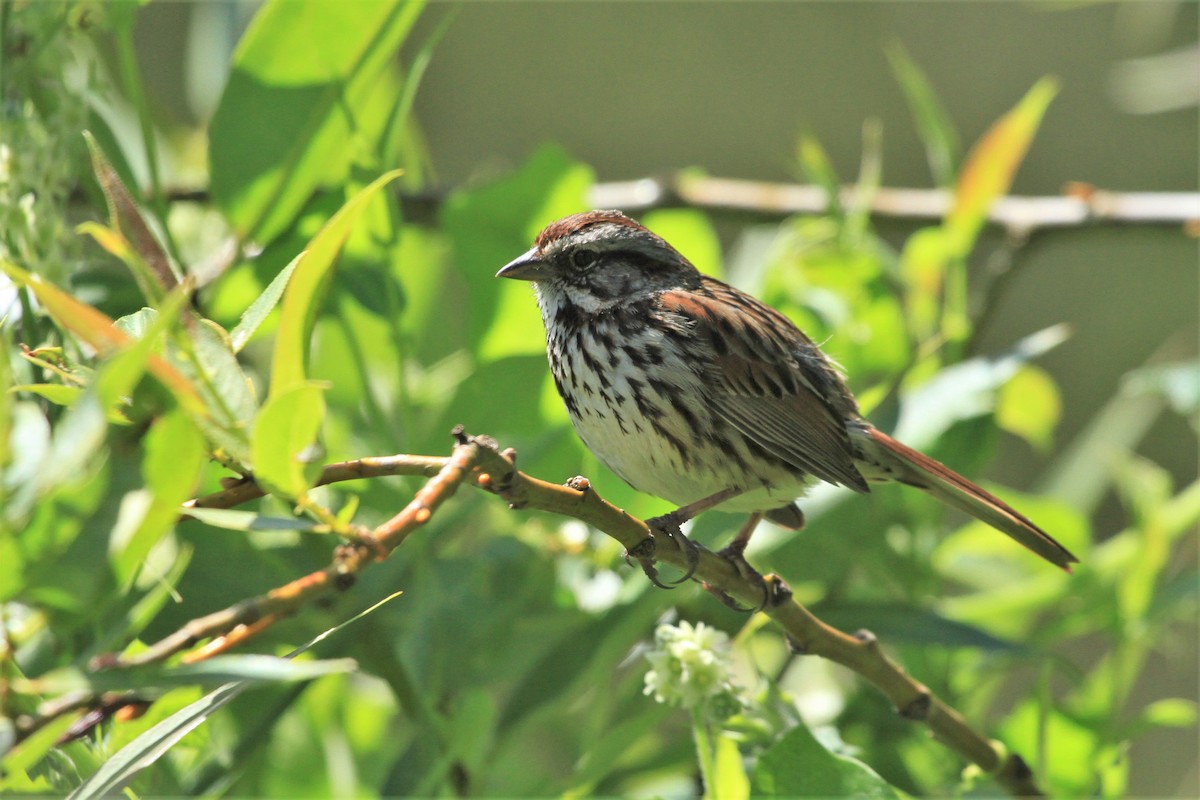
625,516,702,589
707,540,770,613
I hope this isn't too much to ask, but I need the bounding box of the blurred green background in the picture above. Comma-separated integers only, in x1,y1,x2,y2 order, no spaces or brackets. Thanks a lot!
2,1,1196,796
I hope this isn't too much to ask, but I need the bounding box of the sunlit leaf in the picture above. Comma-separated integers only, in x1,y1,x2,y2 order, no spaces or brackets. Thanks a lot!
9,384,83,407
210,0,423,246
450,145,592,361
230,252,301,353
269,170,404,398
893,324,1070,447
642,207,724,279
252,381,326,498
713,733,751,800
997,364,1061,452
1000,699,1100,797
2,263,204,415
946,76,1058,255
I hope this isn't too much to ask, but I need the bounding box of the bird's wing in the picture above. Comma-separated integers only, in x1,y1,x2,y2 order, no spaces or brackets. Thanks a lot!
656,280,869,492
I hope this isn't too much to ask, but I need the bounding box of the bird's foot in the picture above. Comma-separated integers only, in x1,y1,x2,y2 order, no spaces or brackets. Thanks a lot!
625,515,701,589
705,538,769,612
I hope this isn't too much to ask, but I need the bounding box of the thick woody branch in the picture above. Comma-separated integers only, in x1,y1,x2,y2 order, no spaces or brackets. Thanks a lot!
74,431,1040,795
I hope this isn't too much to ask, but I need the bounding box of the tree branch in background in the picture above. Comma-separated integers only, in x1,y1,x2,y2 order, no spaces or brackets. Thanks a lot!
587,175,1200,237
31,430,1047,795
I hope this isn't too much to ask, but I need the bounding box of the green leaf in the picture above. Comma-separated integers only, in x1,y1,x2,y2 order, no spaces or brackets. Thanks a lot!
813,602,1026,652
751,722,903,797
36,655,356,695
64,593,399,799
642,208,724,279
446,144,592,361
251,381,327,498
2,264,205,415
898,226,952,342
9,384,83,407
796,133,843,220
893,324,1070,447
713,733,750,800
210,0,423,246
183,507,325,533
269,170,404,398
997,364,1062,452
887,44,961,188
230,252,301,353
945,76,1058,256
1000,699,1100,797
109,409,206,587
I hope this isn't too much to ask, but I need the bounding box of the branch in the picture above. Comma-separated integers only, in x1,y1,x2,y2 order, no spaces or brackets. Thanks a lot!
70,430,1040,795
588,175,1200,237
163,179,1200,239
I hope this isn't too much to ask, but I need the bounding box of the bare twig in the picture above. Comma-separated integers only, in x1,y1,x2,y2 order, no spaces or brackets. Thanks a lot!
68,431,1043,795
164,179,1200,238
588,175,1200,237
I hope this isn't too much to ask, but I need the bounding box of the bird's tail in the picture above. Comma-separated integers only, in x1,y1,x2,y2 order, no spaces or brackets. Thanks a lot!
853,424,1078,571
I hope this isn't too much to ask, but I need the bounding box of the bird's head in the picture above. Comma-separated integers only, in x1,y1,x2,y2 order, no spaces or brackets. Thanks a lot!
497,210,699,313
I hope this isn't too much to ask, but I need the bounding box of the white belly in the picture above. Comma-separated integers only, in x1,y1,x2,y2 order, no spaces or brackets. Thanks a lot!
553,327,809,514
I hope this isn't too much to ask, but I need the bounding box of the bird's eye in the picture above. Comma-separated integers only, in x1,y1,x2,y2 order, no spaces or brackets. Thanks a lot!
571,248,599,269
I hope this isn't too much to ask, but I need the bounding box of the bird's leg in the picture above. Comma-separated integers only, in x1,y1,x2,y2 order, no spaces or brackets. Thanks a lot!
705,512,769,611
632,486,746,589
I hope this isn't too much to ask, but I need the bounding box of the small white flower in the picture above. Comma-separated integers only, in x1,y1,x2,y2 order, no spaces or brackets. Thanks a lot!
643,620,740,716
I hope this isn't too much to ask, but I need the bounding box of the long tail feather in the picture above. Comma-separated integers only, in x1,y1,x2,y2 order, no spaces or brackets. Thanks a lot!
854,425,1078,571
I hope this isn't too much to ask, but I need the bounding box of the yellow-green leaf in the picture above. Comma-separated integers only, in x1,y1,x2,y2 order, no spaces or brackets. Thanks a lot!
946,77,1058,255
997,364,1061,452
252,381,327,498
269,170,403,399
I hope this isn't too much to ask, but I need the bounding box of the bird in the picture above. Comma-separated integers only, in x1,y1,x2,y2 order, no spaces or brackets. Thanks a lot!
497,210,1077,594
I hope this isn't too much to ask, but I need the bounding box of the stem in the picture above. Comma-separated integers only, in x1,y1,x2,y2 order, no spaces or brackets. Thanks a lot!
691,706,718,800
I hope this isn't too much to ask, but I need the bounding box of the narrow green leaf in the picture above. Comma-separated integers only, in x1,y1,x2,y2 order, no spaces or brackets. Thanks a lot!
229,252,301,353
813,602,1026,652
269,170,404,398
1,263,205,415
887,43,962,188
946,77,1058,255
797,133,843,220
183,507,324,533
66,595,400,799
83,131,178,293
35,655,357,696
8,384,83,407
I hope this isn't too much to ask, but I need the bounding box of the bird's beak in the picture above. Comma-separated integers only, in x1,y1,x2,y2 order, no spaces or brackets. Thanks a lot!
496,247,547,282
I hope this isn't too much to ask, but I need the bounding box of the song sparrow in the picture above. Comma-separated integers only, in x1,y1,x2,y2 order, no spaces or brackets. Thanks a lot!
498,210,1077,590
